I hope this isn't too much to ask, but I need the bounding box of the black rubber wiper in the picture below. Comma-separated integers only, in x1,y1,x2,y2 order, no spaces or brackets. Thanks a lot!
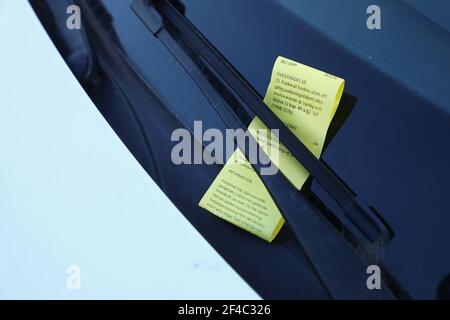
72,0,409,298
133,0,393,246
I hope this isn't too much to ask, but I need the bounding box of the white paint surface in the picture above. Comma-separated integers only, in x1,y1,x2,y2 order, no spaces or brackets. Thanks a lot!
0,0,259,299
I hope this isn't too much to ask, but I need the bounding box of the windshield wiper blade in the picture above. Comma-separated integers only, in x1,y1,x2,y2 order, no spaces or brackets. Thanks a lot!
133,0,393,246
126,0,409,298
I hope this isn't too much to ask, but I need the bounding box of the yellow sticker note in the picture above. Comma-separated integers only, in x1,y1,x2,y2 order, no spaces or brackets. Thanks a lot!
259,56,345,189
199,149,284,242
199,56,345,241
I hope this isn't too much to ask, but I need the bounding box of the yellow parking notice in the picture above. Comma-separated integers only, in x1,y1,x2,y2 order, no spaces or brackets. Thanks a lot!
199,56,345,242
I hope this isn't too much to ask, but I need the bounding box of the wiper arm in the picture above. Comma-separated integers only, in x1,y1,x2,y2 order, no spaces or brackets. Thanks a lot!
125,0,409,299
133,0,393,246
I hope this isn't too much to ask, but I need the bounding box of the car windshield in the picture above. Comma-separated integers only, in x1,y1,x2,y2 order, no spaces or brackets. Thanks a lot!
24,0,450,300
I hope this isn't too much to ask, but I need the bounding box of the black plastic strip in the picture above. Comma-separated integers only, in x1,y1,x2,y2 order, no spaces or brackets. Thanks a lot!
135,0,393,245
